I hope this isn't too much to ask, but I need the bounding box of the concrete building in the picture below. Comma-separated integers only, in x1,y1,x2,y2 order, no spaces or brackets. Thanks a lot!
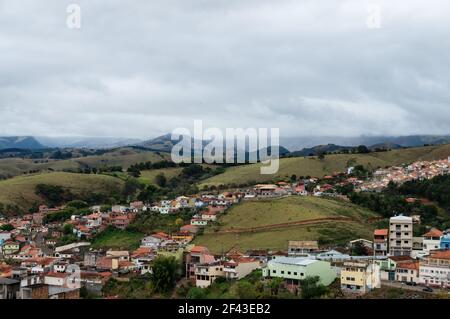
223,257,260,280
340,262,381,294
0,278,20,299
395,260,420,284
440,232,450,250
389,215,413,256
422,228,443,253
194,262,224,288
262,256,336,286
419,250,450,288
373,229,388,256
288,241,319,256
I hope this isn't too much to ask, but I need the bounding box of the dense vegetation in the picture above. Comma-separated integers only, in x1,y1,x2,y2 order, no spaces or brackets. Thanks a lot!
102,256,180,298
177,270,339,299
398,175,450,209
127,208,197,234
349,176,450,230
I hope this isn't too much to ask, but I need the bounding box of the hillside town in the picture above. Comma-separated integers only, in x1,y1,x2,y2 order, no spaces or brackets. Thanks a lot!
1,157,450,299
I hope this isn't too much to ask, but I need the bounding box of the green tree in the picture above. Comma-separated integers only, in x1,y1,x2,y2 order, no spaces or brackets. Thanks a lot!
150,256,178,294
138,184,158,203
299,276,328,299
63,223,74,235
66,200,89,209
268,277,284,296
187,287,207,299
155,173,167,187
123,178,142,200
236,281,257,298
356,145,370,154
0,224,14,231
351,241,368,256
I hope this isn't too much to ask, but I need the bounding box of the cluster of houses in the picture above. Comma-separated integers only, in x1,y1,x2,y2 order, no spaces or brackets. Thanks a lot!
0,191,247,299
359,158,450,192
370,215,450,289
182,215,450,295
1,156,450,299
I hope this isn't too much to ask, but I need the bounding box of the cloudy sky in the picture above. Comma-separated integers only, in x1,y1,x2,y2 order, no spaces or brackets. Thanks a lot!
1,0,449,139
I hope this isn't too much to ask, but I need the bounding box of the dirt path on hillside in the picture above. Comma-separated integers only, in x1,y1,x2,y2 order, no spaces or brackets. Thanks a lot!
214,216,355,234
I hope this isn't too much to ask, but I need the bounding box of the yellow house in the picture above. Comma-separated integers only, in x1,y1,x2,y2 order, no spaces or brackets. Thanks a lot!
195,262,224,288
340,262,381,294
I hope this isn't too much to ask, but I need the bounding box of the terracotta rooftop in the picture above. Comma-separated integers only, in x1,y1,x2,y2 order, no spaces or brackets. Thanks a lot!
429,250,450,260
374,229,388,236
422,229,443,238
396,260,419,271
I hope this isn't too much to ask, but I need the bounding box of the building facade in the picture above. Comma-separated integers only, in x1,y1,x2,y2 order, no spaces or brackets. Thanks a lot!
262,257,336,286
419,250,450,288
389,216,413,256
373,229,388,256
340,262,381,294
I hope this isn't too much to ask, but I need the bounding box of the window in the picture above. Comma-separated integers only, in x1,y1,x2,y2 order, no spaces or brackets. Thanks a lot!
273,270,276,274
287,271,291,275
281,271,284,274
294,272,297,275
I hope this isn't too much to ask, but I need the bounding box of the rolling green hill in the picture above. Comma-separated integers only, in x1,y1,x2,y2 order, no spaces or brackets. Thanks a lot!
199,144,450,187
0,172,124,212
194,196,380,254
138,167,184,185
0,147,169,179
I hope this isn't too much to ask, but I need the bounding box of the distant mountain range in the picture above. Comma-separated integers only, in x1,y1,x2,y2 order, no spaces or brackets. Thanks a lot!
0,136,44,149
289,142,403,157
279,135,450,151
1,134,450,154
34,136,143,149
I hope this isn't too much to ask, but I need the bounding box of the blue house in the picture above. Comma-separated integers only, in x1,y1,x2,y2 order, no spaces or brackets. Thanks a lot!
440,233,450,250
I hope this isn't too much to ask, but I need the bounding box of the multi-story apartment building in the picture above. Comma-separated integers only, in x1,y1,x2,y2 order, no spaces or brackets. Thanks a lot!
389,216,413,256
373,229,388,256
419,250,450,288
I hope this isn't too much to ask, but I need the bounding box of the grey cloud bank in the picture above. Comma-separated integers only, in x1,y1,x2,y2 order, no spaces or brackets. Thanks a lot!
0,0,449,138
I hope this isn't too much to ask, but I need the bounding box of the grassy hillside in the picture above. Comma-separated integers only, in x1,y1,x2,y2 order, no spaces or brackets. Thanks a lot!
0,172,124,211
91,227,143,250
199,144,450,187
138,167,184,185
194,196,379,254
0,147,169,179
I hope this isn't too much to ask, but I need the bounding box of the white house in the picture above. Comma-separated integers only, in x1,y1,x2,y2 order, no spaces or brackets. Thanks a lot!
141,236,162,249
422,229,443,253
223,257,260,280
191,218,208,226
419,250,450,288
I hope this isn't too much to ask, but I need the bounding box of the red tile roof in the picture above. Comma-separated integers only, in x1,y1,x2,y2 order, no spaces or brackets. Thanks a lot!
374,229,388,236
396,261,419,271
422,229,443,238
429,250,450,260
190,246,209,254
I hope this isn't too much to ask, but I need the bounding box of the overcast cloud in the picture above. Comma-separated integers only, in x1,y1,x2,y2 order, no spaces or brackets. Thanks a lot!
0,0,449,138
